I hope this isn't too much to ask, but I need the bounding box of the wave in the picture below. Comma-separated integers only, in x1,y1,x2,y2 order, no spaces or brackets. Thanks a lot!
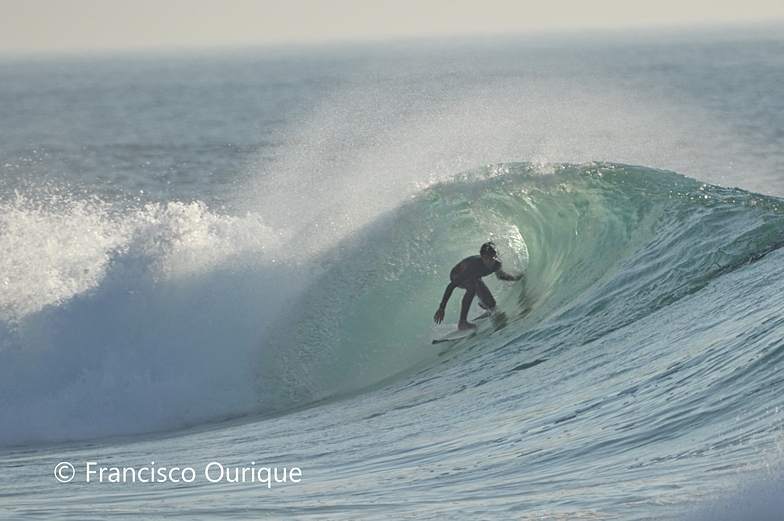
2,162,783,446
263,162,784,401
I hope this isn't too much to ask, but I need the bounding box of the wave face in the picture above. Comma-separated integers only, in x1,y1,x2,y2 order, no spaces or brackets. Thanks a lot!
266,159,784,397
2,162,784,449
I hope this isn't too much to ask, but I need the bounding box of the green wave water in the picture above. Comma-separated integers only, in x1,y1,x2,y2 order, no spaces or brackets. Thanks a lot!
260,162,784,414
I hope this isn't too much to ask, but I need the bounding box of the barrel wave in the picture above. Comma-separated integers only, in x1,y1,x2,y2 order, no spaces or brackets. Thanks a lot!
266,161,784,414
270,162,784,518
3,161,784,466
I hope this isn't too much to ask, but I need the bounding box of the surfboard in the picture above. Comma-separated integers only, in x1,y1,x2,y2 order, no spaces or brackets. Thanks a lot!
432,316,490,345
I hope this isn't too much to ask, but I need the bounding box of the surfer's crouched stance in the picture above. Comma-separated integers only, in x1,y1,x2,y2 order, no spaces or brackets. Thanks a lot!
434,242,523,330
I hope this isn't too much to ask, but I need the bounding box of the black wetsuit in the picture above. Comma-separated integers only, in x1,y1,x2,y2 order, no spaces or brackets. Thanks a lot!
439,255,516,319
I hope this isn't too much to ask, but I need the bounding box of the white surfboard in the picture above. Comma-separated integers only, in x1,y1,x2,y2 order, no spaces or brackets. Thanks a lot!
432,316,490,345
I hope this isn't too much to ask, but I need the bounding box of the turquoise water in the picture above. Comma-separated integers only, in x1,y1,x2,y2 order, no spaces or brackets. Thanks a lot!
2,29,784,519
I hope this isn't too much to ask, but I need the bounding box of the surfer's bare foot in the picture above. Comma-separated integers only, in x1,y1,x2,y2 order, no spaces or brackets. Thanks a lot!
458,321,477,331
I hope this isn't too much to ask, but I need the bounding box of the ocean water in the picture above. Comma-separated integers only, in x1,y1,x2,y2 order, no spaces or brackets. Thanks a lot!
2,27,784,520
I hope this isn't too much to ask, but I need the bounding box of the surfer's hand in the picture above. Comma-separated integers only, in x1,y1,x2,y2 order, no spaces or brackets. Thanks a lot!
434,307,445,324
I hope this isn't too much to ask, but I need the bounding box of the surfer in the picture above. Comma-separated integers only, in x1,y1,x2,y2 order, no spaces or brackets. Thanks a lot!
434,242,523,330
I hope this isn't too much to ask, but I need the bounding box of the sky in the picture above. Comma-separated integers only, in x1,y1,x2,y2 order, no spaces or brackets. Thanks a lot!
1,0,784,56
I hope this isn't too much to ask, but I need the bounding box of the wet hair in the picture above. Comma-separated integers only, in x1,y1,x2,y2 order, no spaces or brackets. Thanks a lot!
480,242,497,259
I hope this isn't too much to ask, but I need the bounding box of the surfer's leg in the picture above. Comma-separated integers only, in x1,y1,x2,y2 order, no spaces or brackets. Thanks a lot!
475,280,497,310
459,285,477,330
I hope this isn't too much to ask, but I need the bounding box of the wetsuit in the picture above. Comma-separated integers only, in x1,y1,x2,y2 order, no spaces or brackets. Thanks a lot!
439,255,516,321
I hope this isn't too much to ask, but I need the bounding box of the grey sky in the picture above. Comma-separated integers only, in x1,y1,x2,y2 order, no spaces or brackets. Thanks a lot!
2,0,783,55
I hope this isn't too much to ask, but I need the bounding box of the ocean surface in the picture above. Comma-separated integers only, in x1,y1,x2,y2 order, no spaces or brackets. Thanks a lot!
2,27,784,520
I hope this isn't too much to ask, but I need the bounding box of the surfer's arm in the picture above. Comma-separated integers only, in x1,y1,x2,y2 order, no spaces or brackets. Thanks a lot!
496,270,523,281
434,284,454,323
434,283,457,324
438,279,461,311
491,260,522,282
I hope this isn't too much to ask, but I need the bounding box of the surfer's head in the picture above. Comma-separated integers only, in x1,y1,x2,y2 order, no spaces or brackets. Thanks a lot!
480,242,497,260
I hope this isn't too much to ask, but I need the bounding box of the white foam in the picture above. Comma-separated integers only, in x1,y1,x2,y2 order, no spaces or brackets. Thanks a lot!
0,193,300,446
0,193,127,322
